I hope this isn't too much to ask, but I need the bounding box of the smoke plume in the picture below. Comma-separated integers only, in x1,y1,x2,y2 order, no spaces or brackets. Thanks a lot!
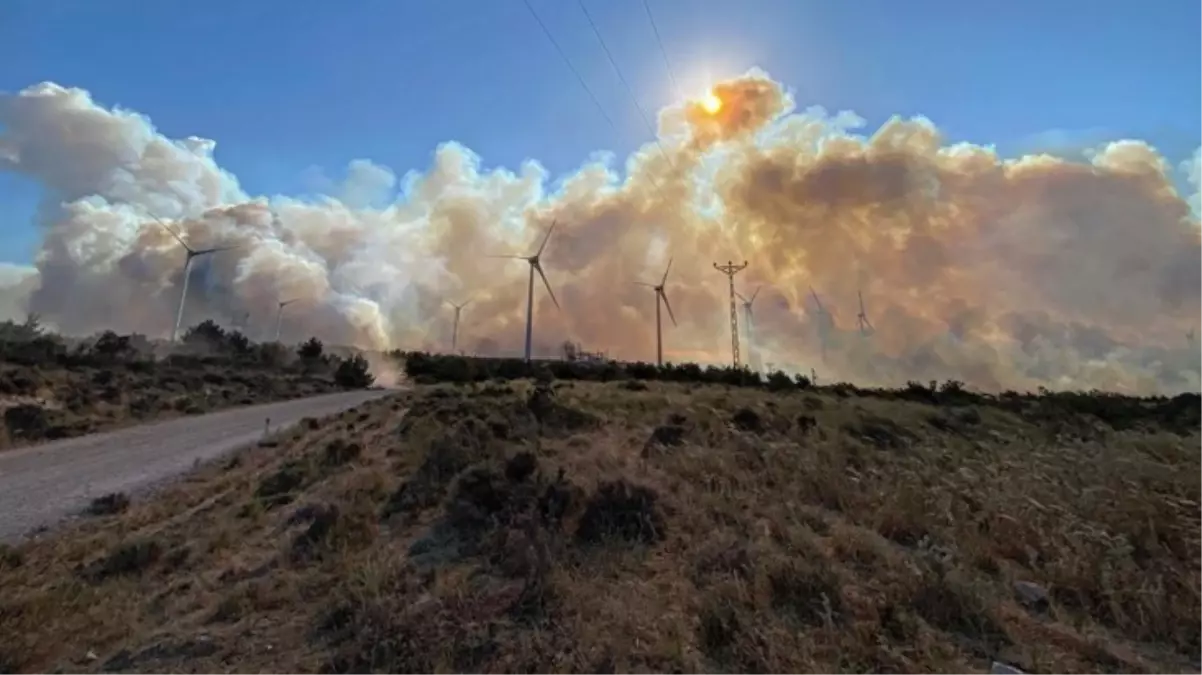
1,72,1199,394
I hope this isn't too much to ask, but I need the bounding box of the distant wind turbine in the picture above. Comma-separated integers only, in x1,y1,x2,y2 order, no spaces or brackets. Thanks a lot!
856,289,874,337
487,221,560,362
809,286,832,363
735,285,762,371
446,298,472,353
275,299,298,342
634,257,678,366
149,215,239,343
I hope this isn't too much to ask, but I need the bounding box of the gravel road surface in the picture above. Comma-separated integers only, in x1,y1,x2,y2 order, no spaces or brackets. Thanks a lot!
0,388,396,543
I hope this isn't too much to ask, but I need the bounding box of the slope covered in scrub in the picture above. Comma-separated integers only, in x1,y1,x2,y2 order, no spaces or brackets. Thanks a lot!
0,378,1197,673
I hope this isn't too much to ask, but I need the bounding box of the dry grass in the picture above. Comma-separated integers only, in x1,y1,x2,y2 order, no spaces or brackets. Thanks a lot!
0,358,344,451
0,380,1198,673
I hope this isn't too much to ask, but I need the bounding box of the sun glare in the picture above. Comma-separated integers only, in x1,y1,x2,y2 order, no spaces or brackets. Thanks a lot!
701,91,723,114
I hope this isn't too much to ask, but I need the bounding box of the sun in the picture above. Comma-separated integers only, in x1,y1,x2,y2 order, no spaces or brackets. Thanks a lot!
701,91,723,114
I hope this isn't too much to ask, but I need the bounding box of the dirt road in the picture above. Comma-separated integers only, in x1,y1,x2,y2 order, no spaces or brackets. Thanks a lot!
0,388,396,543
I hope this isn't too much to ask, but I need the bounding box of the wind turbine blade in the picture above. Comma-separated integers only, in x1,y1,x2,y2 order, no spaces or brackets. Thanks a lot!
660,290,678,326
536,219,557,257
858,289,866,314
487,254,526,260
660,257,673,286
735,291,747,303
149,215,191,251
194,244,238,256
750,285,762,303
534,263,560,310
634,281,655,287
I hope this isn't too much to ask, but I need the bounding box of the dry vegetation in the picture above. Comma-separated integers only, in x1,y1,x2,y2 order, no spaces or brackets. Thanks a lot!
0,377,1198,673
0,317,375,451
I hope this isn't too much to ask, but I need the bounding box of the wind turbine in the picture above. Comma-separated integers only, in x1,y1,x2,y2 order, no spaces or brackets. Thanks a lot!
856,289,874,337
274,299,298,342
488,221,560,362
446,298,472,353
634,258,678,366
150,215,239,344
809,286,831,363
735,285,762,371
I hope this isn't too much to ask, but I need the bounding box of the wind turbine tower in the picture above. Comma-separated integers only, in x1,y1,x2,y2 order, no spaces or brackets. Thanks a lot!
275,299,298,342
713,260,749,368
735,285,762,371
150,215,238,344
635,258,678,366
856,289,874,337
809,286,831,363
488,221,561,362
447,299,472,353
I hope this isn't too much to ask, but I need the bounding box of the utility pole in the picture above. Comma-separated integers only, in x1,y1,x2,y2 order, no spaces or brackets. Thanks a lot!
713,260,748,368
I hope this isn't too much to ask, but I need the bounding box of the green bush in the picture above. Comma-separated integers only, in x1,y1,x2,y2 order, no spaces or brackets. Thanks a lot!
334,354,375,389
298,337,324,362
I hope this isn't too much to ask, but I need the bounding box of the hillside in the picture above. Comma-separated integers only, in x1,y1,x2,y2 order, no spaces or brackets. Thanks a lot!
0,371,1197,673
0,319,377,451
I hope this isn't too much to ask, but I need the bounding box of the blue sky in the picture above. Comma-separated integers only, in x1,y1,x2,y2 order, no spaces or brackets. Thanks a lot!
1,0,1199,265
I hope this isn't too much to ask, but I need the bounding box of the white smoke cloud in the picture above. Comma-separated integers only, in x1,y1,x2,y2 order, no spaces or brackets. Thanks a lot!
0,75,1198,395
1182,146,1201,219
0,262,37,322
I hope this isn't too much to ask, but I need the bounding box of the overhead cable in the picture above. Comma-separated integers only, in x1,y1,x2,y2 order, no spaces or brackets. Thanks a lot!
574,0,677,172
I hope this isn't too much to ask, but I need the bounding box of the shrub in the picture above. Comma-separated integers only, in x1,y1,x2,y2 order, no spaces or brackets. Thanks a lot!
91,331,133,361
766,370,795,392
4,403,50,439
255,342,290,368
334,354,374,389
182,319,227,351
88,492,132,516
298,337,324,362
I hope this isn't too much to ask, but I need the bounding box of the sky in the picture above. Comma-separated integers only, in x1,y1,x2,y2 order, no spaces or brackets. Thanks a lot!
2,0,1199,266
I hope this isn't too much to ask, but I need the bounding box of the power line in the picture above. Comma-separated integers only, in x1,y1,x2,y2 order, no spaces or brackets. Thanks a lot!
574,0,677,172
640,0,682,102
518,0,676,208
519,0,618,133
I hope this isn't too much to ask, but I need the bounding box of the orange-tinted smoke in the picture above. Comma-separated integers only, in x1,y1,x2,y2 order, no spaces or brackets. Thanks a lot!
2,73,1198,395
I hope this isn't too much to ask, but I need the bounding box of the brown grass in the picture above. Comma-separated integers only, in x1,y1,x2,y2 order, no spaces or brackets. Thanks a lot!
0,380,1198,673
0,358,344,451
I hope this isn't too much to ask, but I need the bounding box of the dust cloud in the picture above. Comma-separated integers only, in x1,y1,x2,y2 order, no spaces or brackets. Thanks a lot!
0,71,1198,394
